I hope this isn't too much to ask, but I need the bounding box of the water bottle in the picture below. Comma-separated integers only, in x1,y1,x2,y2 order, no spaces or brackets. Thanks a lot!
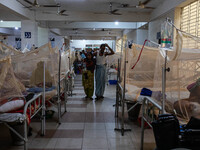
161,21,172,49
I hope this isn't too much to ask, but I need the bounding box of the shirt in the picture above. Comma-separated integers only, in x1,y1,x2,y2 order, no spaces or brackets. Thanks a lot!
96,51,106,65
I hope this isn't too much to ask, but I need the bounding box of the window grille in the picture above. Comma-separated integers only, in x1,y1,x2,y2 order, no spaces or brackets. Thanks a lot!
180,0,200,49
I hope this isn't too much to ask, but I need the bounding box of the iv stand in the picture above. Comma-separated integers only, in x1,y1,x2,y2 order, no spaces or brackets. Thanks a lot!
162,50,170,114
114,43,131,136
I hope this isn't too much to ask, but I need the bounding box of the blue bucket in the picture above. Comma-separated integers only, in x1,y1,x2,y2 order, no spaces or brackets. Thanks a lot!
109,80,117,85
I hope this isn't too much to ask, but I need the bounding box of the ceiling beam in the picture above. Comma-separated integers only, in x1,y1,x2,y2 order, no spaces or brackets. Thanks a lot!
71,36,116,40
59,29,122,36
0,28,15,35
0,0,34,20
150,0,187,21
0,21,21,28
50,28,62,36
36,11,150,22
46,22,146,29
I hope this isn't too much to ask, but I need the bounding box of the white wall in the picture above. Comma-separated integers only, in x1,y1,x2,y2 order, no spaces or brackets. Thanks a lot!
127,30,137,44
38,27,49,47
70,40,116,51
49,32,65,49
148,10,175,47
125,29,148,45
21,20,38,50
136,29,148,45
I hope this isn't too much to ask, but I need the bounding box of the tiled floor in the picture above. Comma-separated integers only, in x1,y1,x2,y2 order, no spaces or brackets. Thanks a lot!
0,75,156,150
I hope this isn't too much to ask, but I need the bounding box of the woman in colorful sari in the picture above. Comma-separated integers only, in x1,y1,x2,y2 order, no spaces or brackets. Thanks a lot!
94,44,114,100
82,52,96,100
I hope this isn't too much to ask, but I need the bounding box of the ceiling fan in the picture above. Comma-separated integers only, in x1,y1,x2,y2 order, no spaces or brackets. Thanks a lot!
108,31,116,35
22,0,60,8
43,7,68,16
101,29,110,31
119,0,154,9
71,29,83,35
94,2,122,15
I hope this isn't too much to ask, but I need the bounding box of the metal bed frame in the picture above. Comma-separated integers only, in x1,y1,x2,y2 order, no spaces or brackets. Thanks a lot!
140,96,162,150
1,93,44,150
51,48,72,124
0,47,73,149
0,61,47,150
48,49,74,124
114,42,132,136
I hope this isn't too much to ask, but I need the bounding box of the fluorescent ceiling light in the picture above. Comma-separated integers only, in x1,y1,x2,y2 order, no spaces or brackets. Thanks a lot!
15,27,19,30
115,21,119,25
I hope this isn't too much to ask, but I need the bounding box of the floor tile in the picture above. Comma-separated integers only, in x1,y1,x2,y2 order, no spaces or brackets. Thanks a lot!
61,112,86,122
54,138,82,149
82,138,108,149
107,138,134,149
84,129,106,138
85,112,105,122
66,104,87,108
106,129,131,139
36,129,84,138
67,108,86,112
45,138,58,149
84,123,105,130
58,123,84,129
28,138,50,149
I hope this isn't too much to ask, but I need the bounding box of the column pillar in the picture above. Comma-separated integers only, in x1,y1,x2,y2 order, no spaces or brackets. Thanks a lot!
21,20,38,50
38,27,49,47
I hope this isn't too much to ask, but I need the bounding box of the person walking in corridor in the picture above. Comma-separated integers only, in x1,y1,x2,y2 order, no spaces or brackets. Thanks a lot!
94,44,114,100
82,52,96,100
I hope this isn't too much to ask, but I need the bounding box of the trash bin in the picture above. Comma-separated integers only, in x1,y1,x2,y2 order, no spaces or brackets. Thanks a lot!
152,114,180,150
126,101,141,121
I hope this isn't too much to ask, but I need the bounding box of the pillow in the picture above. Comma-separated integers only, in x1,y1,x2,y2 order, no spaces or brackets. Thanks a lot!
0,100,25,113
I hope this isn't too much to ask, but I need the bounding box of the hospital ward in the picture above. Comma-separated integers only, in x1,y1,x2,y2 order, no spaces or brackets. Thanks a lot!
0,0,200,150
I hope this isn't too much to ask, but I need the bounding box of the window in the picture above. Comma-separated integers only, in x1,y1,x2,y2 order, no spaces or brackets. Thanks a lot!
181,0,200,49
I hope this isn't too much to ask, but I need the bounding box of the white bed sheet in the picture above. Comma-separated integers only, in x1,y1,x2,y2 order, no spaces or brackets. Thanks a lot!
0,113,25,123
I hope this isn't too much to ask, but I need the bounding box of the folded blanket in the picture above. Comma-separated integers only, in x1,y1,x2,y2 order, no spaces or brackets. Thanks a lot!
27,86,56,93
140,88,152,96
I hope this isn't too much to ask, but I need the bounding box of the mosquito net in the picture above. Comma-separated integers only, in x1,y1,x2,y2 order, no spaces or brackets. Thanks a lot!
60,50,70,76
121,44,160,101
153,28,200,122
0,42,22,58
0,56,24,103
107,52,121,69
11,43,58,100
120,21,200,122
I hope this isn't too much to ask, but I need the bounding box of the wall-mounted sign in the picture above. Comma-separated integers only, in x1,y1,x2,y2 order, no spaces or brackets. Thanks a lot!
25,32,31,38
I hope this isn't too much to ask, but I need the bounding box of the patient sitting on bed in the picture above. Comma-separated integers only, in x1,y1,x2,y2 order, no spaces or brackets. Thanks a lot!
30,61,53,88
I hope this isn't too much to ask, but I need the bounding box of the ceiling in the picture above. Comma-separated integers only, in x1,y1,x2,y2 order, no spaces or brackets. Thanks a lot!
0,0,168,39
